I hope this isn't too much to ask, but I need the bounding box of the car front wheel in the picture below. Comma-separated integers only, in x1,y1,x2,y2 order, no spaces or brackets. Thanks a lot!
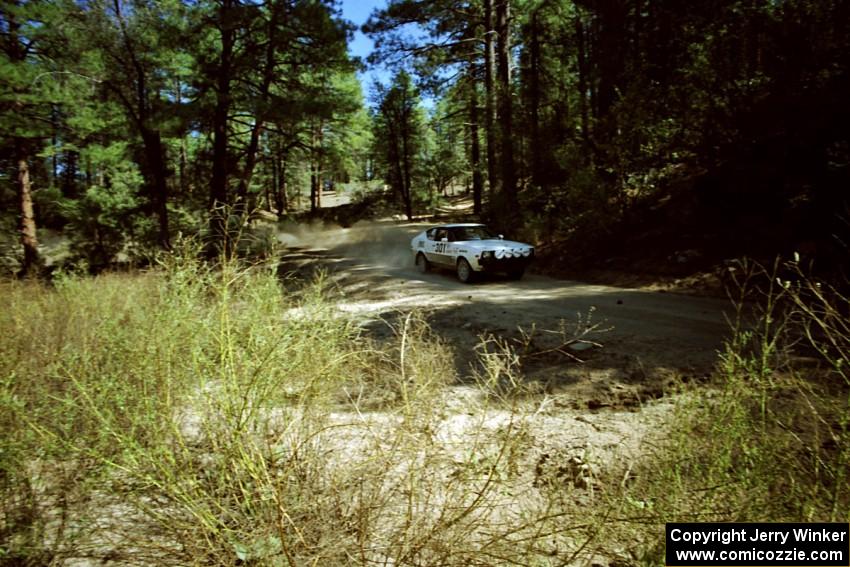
415,252,430,274
456,258,475,283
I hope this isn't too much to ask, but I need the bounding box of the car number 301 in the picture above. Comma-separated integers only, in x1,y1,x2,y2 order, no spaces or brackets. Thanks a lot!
410,223,535,283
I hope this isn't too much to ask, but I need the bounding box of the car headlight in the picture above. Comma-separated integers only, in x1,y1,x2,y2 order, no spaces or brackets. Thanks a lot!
495,249,505,259
521,248,531,257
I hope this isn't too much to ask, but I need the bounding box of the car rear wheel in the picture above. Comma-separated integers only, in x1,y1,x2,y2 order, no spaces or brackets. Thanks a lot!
415,252,430,274
456,258,474,283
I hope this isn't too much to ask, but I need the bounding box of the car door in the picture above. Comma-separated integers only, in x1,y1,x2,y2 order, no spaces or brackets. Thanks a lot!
431,228,451,265
411,229,434,259
413,228,435,261
421,228,440,263
443,228,464,265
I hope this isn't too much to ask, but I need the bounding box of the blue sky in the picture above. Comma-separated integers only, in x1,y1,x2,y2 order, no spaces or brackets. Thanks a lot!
339,0,392,98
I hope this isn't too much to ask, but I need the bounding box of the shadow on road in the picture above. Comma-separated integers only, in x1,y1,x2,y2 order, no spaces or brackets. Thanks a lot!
277,218,731,410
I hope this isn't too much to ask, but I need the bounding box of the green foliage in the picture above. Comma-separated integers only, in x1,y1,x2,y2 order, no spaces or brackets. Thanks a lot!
372,70,431,218
0,251,358,562
605,259,850,566
1,0,368,265
3,0,848,269
314,72,374,186
365,0,849,258
421,99,467,197
54,144,154,268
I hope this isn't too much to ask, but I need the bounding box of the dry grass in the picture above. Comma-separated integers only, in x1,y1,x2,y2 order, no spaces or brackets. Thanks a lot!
1,250,848,566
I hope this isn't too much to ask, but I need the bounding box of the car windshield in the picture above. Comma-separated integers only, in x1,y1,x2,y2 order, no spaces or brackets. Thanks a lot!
451,226,499,241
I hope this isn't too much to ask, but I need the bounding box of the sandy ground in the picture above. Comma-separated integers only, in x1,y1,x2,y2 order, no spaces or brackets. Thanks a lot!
277,217,731,411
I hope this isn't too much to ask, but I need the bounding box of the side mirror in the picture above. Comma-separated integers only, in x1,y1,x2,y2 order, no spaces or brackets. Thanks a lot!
441,237,448,242
498,234,504,240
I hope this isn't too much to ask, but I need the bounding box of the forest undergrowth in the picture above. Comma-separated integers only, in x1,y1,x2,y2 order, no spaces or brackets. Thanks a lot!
1,245,848,566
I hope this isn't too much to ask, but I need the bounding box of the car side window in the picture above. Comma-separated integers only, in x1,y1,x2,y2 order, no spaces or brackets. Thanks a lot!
435,228,448,241
426,229,436,241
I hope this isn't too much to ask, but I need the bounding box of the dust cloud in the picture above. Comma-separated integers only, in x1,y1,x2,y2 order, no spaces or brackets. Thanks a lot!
277,218,425,272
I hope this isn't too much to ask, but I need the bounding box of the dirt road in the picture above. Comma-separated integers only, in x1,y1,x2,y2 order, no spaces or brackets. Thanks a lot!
278,218,732,409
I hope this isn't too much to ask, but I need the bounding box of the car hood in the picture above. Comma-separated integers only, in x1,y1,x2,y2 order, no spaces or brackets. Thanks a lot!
462,239,534,251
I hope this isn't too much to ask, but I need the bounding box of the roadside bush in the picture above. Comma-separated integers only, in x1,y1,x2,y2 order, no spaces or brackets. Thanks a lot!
0,245,361,563
607,258,850,563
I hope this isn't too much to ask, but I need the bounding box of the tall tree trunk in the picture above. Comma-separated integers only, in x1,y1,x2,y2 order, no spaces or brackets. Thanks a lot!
278,153,288,213
274,137,287,213
483,0,499,204
16,140,41,278
575,16,591,155
465,21,484,216
51,106,59,185
385,115,406,215
8,10,41,277
239,121,262,205
210,0,235,246
468,82,483,215
310,122,323,212
400,119,414,221
268,151,275,212
180,136,188,195
142,128,171,249
177,80,188,196
633,0,644,66
310,160,318,213
237,5,279,204
63,150,78,197
496,0,518,217
84,154,92,188
595,0,625,119
113,0,171,249
528,10,544,188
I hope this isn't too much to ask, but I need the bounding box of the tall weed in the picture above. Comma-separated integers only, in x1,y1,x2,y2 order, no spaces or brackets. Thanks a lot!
608,258,850,564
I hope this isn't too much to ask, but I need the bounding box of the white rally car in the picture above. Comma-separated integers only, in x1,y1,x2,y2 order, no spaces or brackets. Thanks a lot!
410,223,534,283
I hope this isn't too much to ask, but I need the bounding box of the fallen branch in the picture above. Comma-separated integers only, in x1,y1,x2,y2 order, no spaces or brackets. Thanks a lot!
512,309,612,364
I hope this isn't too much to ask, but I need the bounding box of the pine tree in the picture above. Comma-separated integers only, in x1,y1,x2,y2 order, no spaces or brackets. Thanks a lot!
1,0,64,276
